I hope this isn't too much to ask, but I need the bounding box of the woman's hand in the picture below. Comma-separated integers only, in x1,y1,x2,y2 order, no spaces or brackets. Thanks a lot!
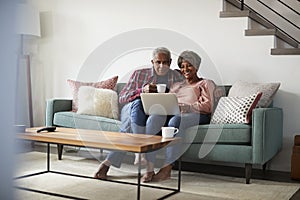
179,103,191,113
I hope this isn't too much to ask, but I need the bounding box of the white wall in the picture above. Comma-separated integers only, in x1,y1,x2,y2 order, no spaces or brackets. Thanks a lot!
28,0,300,172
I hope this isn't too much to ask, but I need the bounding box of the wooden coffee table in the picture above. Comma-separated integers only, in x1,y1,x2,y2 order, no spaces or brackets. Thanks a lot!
15,127,181,200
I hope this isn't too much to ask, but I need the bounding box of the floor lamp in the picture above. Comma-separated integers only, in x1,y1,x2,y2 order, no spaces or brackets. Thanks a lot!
16,4,41,127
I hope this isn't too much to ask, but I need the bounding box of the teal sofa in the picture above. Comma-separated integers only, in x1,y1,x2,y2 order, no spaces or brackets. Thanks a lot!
45,83,283,184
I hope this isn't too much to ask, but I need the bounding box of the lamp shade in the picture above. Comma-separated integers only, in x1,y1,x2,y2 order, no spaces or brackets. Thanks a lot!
16,4,41,37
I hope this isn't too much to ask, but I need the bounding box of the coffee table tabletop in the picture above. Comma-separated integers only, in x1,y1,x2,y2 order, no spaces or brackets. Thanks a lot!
17,127,179,153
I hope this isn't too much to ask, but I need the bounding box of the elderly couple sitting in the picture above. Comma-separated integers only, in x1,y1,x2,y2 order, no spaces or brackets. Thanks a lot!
94,47,216,183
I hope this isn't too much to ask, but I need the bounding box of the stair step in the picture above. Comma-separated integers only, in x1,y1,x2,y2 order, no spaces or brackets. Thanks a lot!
245,28,298,48
248,12,274,29
276,31,299,48
219,11,250,18
245,29,276,36
224,0,244,11
271,48,300,55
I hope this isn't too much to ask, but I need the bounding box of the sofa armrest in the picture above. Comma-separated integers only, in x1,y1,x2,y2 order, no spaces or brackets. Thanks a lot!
251,107,283,164
45,99,72,126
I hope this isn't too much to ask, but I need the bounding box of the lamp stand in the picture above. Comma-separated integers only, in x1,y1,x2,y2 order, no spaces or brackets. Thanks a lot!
25,54,33,127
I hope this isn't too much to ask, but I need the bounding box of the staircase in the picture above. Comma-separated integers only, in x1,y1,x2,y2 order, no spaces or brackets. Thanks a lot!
220,0,300,55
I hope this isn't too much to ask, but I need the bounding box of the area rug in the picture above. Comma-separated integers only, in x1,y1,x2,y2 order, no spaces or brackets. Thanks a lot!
14,151,299,200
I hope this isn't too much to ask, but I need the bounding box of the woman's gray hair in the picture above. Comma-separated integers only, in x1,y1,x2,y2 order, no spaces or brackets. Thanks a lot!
177,50,201,70
152,47,171,59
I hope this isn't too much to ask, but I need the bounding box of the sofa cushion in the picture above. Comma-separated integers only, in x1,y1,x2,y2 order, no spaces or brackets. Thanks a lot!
210,93,262,124
53,111,121,132
185,124,251,144
228,80,280,108
77,86,119,119
67,76,118,112
183,144,252,163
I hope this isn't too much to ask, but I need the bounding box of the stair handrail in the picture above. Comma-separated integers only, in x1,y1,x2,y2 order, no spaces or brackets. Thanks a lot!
258,0,300,30
277,0,300,16
238,0,300,44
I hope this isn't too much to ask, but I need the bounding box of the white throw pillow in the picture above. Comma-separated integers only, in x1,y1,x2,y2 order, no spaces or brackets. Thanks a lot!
211,92,262,124
77,86,119,119
228,80,280,108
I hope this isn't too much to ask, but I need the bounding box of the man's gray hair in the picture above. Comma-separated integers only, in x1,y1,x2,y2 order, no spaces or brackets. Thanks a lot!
152,47,171,59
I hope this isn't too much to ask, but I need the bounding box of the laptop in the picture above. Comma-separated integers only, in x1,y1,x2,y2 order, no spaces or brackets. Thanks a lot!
140,93,180,115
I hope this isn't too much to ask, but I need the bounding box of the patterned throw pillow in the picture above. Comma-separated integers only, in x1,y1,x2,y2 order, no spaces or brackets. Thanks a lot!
77,86,119,119
67,76,118,112
228,80,280,108
211,92,262,124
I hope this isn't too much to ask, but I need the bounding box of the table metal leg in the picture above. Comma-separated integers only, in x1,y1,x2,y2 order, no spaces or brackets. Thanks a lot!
47,143,50,172
177,156,181,192
137,153,141,200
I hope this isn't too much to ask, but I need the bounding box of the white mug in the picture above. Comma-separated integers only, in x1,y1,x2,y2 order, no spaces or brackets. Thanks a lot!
161,127,179,138
156,84,166,93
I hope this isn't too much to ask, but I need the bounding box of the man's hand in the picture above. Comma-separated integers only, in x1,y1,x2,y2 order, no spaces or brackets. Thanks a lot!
143,83,157,93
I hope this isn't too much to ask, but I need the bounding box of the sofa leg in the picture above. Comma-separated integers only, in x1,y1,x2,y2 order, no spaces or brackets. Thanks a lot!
99,148,104,159
262,163,267,171
57,144,63,160
245,163,252,184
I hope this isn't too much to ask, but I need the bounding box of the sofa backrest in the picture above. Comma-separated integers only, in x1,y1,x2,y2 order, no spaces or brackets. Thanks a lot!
219,85,232,96
224,85,232,96
116,83,126,94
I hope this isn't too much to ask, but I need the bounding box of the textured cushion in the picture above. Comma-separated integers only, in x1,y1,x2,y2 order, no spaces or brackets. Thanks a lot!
77,86,119,119
228,80,280,108
67,76,118,112
211,93,262,124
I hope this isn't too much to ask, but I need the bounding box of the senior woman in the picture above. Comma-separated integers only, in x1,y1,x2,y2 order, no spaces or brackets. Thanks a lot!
141,50,216,183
